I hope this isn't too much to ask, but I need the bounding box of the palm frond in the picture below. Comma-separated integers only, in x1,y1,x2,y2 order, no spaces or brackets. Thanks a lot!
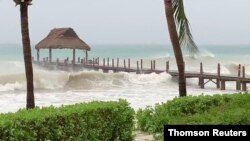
172,0,199,56
13,0,32,6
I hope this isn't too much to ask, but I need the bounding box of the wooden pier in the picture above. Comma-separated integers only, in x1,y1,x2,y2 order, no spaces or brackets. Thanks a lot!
33,57,250,91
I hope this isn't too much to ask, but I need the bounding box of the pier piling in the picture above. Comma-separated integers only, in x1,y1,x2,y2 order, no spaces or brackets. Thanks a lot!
166,61,169,73
124,59,126,69
33,59,249,91
136,61,139,74
199,62,204,89
153,60,156,70
107,58,109,67
117,58,119,68
242,66,247,91
236,64,241,90
141,59,143,70
128,59,130,69
216,63,221,88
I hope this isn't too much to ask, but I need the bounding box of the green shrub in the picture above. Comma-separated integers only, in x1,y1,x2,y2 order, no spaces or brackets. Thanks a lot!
136,106,154,132
0,99,134,141
136,93,250,140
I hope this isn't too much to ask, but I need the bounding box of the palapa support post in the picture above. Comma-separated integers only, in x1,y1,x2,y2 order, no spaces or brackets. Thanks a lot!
216,63,221,88
124,59,126,69
242,66,247,91
107,58,109,67
97,57,100,66
236,64,241,90
117,58,119,68
67,57,69,62
37,49,40,62
49,48,52,62
72,49,75,64
166,61,169,73
141,59,143,70
103,58,105,67
136,61,140,74
199,62,204,89
128,59,130,70
46,57,49,62
83,58,85,65
81,59,83,64
85,50,88,64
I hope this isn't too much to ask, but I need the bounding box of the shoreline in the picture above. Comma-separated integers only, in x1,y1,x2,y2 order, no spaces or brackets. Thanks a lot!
0,90,239,114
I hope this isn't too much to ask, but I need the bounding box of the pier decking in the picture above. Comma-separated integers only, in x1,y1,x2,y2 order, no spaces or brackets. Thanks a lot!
33,57,250,91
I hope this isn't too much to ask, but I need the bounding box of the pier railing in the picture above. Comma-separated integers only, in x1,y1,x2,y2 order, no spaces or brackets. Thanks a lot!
32,57,250,91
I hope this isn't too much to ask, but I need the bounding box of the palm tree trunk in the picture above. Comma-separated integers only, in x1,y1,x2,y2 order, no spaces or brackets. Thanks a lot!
164,0,187,96
20,2,35,108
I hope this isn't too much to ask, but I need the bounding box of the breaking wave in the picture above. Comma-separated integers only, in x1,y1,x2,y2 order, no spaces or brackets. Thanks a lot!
0,69,174,92
0,60,249,92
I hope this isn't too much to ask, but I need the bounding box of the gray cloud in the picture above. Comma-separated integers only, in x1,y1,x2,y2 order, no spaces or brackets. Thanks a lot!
0,0,249,45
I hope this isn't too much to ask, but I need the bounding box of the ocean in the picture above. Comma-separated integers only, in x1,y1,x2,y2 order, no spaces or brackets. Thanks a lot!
0,44,249,113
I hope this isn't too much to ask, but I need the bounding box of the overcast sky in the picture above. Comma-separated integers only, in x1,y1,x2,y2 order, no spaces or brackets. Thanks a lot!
0,0,249,45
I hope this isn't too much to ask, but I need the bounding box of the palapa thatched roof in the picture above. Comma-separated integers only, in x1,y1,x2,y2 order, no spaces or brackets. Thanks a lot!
35,28,90,51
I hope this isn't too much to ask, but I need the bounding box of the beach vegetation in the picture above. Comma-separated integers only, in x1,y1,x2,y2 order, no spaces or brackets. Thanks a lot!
0,100,134,141
136,93,250,140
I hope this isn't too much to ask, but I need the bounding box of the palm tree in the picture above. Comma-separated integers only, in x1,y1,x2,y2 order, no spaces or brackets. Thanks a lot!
164,0,198,96
14,0,35,108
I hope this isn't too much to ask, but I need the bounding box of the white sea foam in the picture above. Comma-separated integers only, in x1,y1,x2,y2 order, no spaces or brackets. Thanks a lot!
0,58,247,92
0,57,249,113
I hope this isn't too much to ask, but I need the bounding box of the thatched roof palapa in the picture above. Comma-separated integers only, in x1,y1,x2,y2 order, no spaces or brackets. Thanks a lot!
35,28,90,51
